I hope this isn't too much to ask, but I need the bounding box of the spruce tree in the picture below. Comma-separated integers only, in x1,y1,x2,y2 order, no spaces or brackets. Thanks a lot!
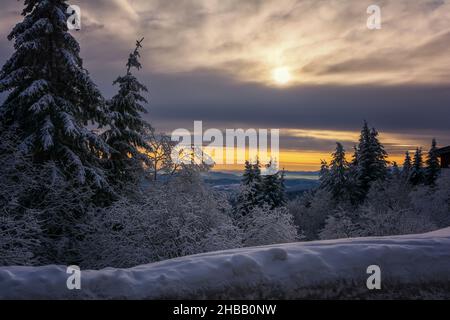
402,151,412,179
242,160,256,185
391,161,401,180
319,159,330,189
236,160,263,216
0,0,110,188
278,170,287,205
328,142,349,199
346,145,362,202
102,38,152,185
370,127,388,178
262,162,286,209
425,138,440,186
252,158,262,182
410,148,424,185
355,121,388,196
350,145,358,168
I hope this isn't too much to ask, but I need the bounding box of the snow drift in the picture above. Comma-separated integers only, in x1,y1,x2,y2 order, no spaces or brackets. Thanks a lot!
1,228,450,299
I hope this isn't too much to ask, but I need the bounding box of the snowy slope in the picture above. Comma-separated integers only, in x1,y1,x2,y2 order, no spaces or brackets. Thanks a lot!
1,228,450,299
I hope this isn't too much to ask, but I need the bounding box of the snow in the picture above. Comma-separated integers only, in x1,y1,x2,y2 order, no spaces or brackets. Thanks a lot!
19,79,48,98
40,116,54,150
30,94,54,114
1,228,449,299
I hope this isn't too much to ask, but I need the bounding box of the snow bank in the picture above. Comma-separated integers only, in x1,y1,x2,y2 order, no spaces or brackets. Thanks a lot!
1,228,450,299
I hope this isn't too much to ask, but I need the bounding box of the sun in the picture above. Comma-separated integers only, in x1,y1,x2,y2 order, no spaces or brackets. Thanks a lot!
273,67,291,85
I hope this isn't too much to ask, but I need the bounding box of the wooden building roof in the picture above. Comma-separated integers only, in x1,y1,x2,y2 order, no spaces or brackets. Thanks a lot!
436,146,450,155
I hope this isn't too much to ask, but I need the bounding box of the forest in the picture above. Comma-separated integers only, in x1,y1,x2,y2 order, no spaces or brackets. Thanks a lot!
0,0,449,271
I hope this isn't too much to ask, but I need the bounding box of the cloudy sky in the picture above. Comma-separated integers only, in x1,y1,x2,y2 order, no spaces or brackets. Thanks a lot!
1,0,450,170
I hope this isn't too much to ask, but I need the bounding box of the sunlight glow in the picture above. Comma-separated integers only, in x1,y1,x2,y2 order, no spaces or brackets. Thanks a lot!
273,67,291,85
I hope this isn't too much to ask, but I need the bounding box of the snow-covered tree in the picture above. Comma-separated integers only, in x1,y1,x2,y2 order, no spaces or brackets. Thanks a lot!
102,38,152,186
0,128,97,265
355,206,435,237
412,171,450,228
319,208,357,240
363,178,413,213
261,162,286,209
241,159,263,186
81,166,241,269
425,138,440,186
145,129,176,180
242,205,299,247
355,177,434,237
330,142,348,180
410,148,424,185
319,159,330,187
320,143,361,203
278,170,287,205
350,145,358,167
0,0,110,188
370,127,389,176
402,151,412,180
354,122,388,196
326,143,350,200
288,189,336,240
0,211,42,266
0,131,43,266
391,161,401,180
320,177,436,239
235,160,263,216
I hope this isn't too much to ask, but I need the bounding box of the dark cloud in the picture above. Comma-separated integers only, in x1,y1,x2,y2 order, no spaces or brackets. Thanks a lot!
141,69,450,133
1,0,450,162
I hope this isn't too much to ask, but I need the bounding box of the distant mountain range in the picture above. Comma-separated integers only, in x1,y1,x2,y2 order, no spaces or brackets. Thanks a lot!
202,170,320,198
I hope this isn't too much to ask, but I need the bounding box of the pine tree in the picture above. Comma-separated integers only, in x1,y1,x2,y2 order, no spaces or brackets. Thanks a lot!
350,145,358,167
242,160,256,185
346,145,363,203
261,162,286,209
278,170,287,205
319,159,330,189
102,38,152,185
0,0,110,188
236,160,263,216
355,121,388,196
391,161,401,180
370,127,389,178
425,138,440,186
252,158,262,182
327,142,349,200
402,151,412,179
410,148,424,185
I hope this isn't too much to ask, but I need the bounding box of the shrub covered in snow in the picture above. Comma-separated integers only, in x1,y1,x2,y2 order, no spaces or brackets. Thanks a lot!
288,189,336,240
80,167,242,269
0,129,97,265
319,208,357,240
243,205,299,247
317,174,446,240
411,171,450,228
0,213,41,266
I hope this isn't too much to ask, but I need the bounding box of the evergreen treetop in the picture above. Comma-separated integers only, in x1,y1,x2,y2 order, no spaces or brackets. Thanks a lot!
410,147,424,185
102,38,152,185
354,121,388,196
425,138,440,186
403,151,412,175
391,161,401,180
326,142,350,200
0,0,110,188
262,162,286,209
